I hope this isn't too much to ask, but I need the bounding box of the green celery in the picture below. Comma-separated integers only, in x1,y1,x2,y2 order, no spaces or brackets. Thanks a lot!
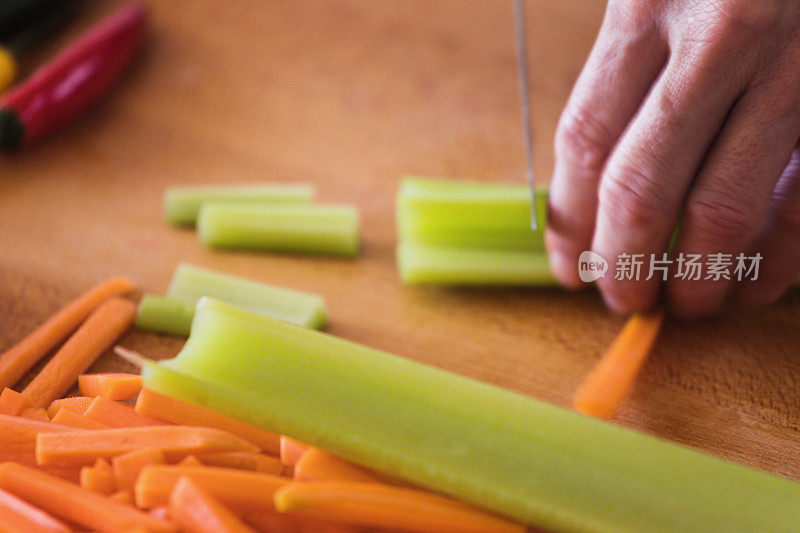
142,298,800,532
397,244,556,285
197,203,360,257
164,183,315,226
166,263,327,329
135,294,195,336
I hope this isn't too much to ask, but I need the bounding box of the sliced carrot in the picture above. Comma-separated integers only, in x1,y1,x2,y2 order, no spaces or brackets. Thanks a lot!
79,373,142,400
80,464,115,495
242,512,359,533
0,486,71,533
136,388,279,454
0,277,135,390
135,465,288,511
19,407,50,422
150,506,170,521
279,436,309,467
37,426,259,466
113,448,166,491
0,414,82,481
179,455,203,467
110,490,134,506
83,396,169,428
23,298,138,408
0,462,174,532
0,388,30,416
274,481,526,533
169,476,256,533
46,396,93,419
51,408,111,430
197,452,283,474
293,447,406,486
573,309,665,419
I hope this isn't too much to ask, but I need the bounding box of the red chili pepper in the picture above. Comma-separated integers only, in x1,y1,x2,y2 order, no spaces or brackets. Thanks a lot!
0,2,148,149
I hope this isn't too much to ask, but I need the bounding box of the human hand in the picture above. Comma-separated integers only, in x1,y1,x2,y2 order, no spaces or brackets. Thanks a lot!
546,0,800,318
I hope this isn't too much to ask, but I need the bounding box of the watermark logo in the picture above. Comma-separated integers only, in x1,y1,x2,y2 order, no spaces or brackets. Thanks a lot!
578,250,608,282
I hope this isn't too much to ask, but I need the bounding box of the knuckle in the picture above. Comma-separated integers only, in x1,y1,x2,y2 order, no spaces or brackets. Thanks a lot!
598,162,674,230
685,195,757,243
555,103,613,176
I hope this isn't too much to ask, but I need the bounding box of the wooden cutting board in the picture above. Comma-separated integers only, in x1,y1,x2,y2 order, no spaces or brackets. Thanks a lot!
2,0,799,480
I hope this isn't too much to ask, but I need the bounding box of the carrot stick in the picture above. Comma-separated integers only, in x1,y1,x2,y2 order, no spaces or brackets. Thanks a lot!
79,373,142,400
150,506,170,521
0,277,135,389
573,310,665,419
19,407,50,422
274,481,526,533
37,426,259,466
169,476,256,533
136,388,280,454
242,512,359,533
23,298,138,407
197,452,283,474
80,463,115,495
293,447,401,485
51,408,111,430
0,486,71,533
179,455,203,467
0,388,30,416
0,462,174,532
0,414,82,481
135,465,288,511
110,490,134,506
83,396,169,428
46,396,93,418
112,448,165,491
279,436,309,467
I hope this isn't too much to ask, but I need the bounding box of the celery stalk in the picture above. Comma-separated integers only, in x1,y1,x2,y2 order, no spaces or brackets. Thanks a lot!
164,184,315,226
166,263,327,329
197,203,360,257
397,244,556,285
135,294,195,336
142,298,800,532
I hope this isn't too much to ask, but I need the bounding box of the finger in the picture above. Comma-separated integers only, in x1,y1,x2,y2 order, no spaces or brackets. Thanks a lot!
666,77,800,318
734,150,800,307
546,2,667,288
591,38,759,313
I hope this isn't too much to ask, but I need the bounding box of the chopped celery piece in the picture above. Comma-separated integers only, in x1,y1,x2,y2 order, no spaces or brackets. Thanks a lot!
164,183,315,226
166,263,327,329
142,298,800,532
135,294,195,336
197,203,360,257
397,244,556,285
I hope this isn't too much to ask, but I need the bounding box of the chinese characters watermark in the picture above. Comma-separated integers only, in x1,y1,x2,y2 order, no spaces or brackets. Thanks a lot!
578,252,762,282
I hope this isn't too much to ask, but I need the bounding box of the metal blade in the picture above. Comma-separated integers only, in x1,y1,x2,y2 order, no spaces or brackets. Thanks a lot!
513,0,538,231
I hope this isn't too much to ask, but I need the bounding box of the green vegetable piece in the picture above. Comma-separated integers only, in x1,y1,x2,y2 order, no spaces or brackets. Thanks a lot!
142,298,800,532
166,263,327,329
164,183,315,226
197,203,360,257
135,294,195,336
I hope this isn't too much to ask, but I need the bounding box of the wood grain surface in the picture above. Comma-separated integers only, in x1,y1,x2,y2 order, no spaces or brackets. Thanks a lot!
2,0,800,485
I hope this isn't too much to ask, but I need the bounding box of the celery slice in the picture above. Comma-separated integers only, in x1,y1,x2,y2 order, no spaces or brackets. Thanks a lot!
142,298,800,532
135,294,195,336
164,183,315,226
197,203,360,257
397,244,556,285
166,263,327,329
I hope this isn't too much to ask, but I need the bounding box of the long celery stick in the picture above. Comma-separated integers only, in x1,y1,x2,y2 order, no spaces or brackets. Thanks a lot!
141,298,800,532
135,295,195,337
166,264,327,330
197,203,360,257
397,244,556,285
164,183,315,226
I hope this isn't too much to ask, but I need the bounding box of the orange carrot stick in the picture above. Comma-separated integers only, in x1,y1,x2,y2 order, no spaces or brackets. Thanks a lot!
83,396,169,428
23,298,138,408
0,277,135,389
573,309,665,419
279,436,309,467
37,426,259,466
0,486,71,533
0,462,174,532
169,476,256,533
80,464,115,495
293,447,406,485
19,407,50,422
197,452,283,474
110,490,134,506
0,414,82,481
179,455,203,467
135,465,288,511
79,373,142,400
242,512,359,533
51,408,111,430
113,448,165,491
0,388,30,416
136,389,280,454
274,481,526,533
46,396,93,418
